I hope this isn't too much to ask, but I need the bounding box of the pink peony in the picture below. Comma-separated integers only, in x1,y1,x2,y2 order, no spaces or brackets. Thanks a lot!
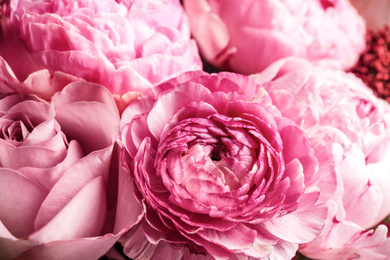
0,0,201,103
349,0,390,30
183,0,366,74
252,57,390,259
0,58,143,260
119,71,336,259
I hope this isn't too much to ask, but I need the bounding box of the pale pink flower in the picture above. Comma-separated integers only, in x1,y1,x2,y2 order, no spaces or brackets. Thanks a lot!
183,0,366,74
119,71,336,259
0,0,201,102
349,0,390,30
252,57,390,259
0,58,143,260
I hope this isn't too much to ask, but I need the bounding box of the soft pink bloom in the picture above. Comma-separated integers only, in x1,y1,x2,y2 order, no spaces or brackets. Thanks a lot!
349,0,390,30
0,0,201,101
299,205,390,259
119,71,336,259
183,0,366,74
0,58,143,260
252,57,390,259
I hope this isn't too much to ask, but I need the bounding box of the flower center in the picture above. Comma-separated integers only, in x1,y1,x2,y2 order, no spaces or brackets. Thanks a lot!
157,114,272,193
210,145,223,161
6,122,24,141
0,114,34,146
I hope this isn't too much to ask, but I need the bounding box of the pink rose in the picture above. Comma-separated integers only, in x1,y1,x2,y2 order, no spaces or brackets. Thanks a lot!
0,58,143,260
349,0,390,30
183,0,366,74
252,57,390,259
0,0,201,102
119,71,336,259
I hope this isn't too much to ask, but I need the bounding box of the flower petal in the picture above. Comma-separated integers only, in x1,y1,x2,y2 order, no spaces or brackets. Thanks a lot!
15,234,120,260
30,176,107,243
33,146,113,231
0,169,47,238
261,206,327,243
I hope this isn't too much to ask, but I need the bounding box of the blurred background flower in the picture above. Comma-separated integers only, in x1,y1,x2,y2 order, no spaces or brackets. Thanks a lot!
0,0,202,110
252,57,390,259
183,0,366,75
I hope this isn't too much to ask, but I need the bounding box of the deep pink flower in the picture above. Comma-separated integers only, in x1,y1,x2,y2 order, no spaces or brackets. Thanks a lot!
119,71,336,259
252,57,390,259
0,0,201,105
183,0,366,74
0,58,143,260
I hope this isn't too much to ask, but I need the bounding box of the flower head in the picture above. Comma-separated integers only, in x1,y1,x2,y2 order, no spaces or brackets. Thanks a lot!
120,71,336,259
0,0,201,100
183,0,365,74
252,57,390,259
0,58,143,260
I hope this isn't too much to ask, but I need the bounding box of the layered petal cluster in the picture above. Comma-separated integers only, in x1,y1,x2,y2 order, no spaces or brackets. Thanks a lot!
252,57,390,259
0,0,201,99
119,71,336,259
183,0,366,74
0,58,143,260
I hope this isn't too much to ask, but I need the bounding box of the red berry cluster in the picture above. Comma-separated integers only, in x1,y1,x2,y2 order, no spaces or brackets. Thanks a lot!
351,25,390,103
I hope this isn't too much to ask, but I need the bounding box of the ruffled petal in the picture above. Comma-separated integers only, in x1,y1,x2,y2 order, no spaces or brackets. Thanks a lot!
261,206,327,243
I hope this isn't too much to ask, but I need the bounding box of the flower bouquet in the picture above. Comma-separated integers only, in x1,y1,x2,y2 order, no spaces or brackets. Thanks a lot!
0,0,389,259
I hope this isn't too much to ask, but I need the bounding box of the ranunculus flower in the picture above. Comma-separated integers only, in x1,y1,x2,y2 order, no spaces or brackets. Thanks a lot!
119,71,336,259
251,57,390,259
183,0,366,74
0,57,143,260
349,0,390,30
0,0,201,106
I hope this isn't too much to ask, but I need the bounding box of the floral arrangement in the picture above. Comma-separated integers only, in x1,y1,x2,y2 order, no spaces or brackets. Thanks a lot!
0,0,389,260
